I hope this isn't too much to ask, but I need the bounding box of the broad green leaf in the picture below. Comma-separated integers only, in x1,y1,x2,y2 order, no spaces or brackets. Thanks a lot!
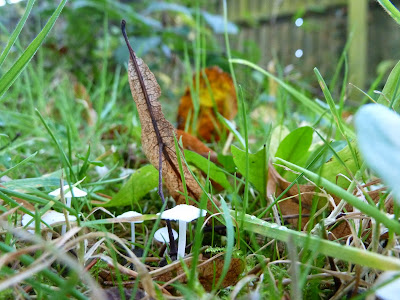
320,141,362,189
231,145,267,197
355,103,400,203
274,126,313,181
184,150,232,192
217,153,236,173
377,60,400,110
0,0,67,99
101,164,158,207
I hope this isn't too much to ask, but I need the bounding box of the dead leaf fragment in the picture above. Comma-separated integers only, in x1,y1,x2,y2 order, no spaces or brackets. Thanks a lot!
177,66,237,141
176,129,218,163
123,23,218,210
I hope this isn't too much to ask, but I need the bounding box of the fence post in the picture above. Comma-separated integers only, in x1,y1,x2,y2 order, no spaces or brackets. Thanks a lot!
348,0,368,101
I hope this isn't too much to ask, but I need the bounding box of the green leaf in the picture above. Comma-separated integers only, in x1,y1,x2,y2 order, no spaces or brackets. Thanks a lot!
320,141,361,189
0,0,67,99
231,145,267,197
274,126,313,181
377,60,400,110
184,150,232,192
216,153,236,173
101,165,158,207
355,103,400,203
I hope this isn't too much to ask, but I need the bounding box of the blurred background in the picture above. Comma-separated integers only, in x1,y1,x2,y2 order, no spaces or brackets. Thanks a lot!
2,0,399,106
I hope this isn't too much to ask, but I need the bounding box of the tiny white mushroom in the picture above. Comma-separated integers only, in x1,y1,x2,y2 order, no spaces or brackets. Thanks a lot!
49,185,87,235
22,210,77,240
154,227,178,244
116,211,143,249
159,204,206,258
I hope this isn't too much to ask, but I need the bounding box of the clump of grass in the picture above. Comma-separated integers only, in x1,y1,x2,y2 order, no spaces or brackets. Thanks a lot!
1,0,400,299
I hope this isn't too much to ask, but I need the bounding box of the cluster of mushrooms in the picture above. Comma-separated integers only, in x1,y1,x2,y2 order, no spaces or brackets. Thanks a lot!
22,185,206,258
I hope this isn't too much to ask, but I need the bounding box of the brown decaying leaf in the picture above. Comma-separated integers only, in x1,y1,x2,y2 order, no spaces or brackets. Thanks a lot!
177,66,237,141
123,22,218,210
267,162,392,238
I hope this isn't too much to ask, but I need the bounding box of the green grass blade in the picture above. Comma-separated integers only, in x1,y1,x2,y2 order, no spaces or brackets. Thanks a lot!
0,242,88,299
0,151,37,178
377,0,400,25
0,0,35,68
0,0,68,99
215,197,235,289
35,109,77,183
238,212,400,271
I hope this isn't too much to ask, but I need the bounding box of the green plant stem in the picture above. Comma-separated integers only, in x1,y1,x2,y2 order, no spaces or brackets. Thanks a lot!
237,212,400,271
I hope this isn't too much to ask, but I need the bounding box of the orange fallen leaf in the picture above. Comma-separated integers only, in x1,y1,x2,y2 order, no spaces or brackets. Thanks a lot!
177,66,237,141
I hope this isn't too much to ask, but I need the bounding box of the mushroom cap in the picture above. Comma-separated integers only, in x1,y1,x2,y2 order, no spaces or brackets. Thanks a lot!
159,204,206,222
22,210,77,232
49,185,87,198
154,227,178,243
117,211,143,223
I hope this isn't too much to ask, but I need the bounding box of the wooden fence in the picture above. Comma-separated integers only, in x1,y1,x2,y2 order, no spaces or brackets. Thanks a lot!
211,0,400,94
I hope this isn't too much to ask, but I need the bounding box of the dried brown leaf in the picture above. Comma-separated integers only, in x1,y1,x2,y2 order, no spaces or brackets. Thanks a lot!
122,22,218,210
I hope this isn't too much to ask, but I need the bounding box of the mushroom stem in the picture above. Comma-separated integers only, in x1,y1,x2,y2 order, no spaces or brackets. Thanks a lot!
130,222,135,249
177,220,187,258
61,197,72,235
